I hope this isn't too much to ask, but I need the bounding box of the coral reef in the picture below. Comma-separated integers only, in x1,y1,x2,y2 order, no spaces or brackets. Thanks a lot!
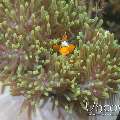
0,0,120,118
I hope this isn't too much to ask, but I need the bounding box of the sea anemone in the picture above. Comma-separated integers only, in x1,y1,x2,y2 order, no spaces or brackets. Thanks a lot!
0,0,120,119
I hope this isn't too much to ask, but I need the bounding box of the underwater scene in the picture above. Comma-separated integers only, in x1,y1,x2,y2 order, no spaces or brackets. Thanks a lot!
0,0,120,120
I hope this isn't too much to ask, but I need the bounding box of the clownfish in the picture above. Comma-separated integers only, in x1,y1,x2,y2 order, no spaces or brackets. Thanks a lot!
53,33,75,56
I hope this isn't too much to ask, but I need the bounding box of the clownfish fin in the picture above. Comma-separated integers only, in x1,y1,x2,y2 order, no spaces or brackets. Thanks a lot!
68,44,75,53
53,45,60,51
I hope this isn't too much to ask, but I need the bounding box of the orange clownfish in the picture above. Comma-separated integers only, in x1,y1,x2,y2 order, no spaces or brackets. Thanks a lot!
53,33,75,56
